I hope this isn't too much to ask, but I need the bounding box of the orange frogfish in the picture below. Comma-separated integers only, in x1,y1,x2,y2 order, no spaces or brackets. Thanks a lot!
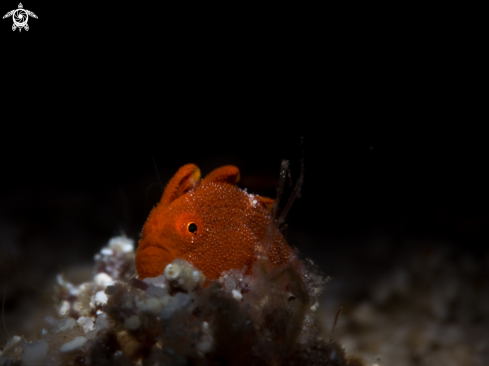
135,164,295,282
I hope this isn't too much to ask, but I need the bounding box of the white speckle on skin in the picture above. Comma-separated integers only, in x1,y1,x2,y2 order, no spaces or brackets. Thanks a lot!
232,290,243,301
247,194,258,208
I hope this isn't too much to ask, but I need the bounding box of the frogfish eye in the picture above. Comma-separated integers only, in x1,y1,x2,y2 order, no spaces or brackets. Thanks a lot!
187,222,198,233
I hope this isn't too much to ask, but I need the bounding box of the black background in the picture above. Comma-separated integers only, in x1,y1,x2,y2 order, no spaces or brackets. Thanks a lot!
0,1,486,341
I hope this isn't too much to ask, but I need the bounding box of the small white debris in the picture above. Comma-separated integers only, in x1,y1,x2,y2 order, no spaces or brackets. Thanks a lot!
232,290,243,301
197,321,214,353
310,302,319,311
58,300,70,316
100,248,113,256
41,328,48,335
77,317,94,334
108,235,134,253
86,313,109,340
3,336,21,353
56,274,79,296
44,316,76,333
59,337,87,354
137,297,162,315
143,275,166,288
94,313,109,332
164,262,182,280
163,259,205,291
69,288,79,296
94,272,113,288
56,274,65,286
94,291,108,306
124,315,141,330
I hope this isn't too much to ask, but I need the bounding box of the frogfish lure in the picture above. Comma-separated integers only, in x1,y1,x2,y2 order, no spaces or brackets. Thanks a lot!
135,164,296,282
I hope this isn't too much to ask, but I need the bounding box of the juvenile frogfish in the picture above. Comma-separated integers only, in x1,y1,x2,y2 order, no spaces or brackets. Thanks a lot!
135,164,295,282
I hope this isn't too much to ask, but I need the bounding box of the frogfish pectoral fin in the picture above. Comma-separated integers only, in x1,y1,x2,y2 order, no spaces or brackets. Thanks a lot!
135,244,176,279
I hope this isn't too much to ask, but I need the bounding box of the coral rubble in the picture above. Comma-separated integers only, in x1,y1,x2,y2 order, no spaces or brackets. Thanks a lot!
1,236,363,365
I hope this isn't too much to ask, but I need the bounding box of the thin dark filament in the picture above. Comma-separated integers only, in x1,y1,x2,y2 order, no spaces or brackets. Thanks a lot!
276,155,304,228
271,159,289,224
330,306,343,341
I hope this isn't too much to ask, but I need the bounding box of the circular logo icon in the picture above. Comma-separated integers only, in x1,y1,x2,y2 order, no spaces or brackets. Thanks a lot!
13,9,27,27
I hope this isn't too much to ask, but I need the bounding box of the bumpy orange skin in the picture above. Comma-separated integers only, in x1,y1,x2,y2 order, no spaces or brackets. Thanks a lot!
135,164,293,282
